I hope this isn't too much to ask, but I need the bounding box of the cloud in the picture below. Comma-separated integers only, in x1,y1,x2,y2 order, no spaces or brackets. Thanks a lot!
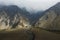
0,0,60,11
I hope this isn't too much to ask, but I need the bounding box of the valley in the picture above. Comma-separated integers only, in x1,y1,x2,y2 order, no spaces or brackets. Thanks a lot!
0,28,60,40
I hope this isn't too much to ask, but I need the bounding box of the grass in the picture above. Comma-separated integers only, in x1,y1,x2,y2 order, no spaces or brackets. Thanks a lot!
31,28,60,40
0,29,31,40
0,28,60,40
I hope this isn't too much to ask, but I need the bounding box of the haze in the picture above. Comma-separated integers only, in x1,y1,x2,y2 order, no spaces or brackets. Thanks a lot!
0,0,60,11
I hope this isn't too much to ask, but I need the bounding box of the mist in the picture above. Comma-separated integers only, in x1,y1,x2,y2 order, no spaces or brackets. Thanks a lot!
0,0,60,11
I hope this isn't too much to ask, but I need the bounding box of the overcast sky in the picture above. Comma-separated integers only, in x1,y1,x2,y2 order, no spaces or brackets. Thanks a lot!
0,0,60,11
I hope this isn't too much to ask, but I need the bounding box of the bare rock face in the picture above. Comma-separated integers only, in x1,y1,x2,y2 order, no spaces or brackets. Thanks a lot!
35,2,60,30
0,5,31,30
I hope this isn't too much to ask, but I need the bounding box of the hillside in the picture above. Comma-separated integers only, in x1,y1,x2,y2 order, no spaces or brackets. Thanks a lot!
0,5,43,30
35,2,60,30
0,5,31,30
0,2,60,40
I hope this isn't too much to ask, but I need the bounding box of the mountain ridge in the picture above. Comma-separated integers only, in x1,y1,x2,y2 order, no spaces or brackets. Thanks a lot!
35,2,60,30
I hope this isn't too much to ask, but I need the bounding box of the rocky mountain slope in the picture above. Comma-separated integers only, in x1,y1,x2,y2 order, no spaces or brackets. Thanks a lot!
35,2,60,30
0,5,31,30
0,2,60,40
0,5,44,30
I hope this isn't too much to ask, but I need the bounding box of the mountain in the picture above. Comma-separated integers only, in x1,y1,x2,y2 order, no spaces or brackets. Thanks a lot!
0,5,31,30
29,11,43,26
35,2,60,30
0,5,44,30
